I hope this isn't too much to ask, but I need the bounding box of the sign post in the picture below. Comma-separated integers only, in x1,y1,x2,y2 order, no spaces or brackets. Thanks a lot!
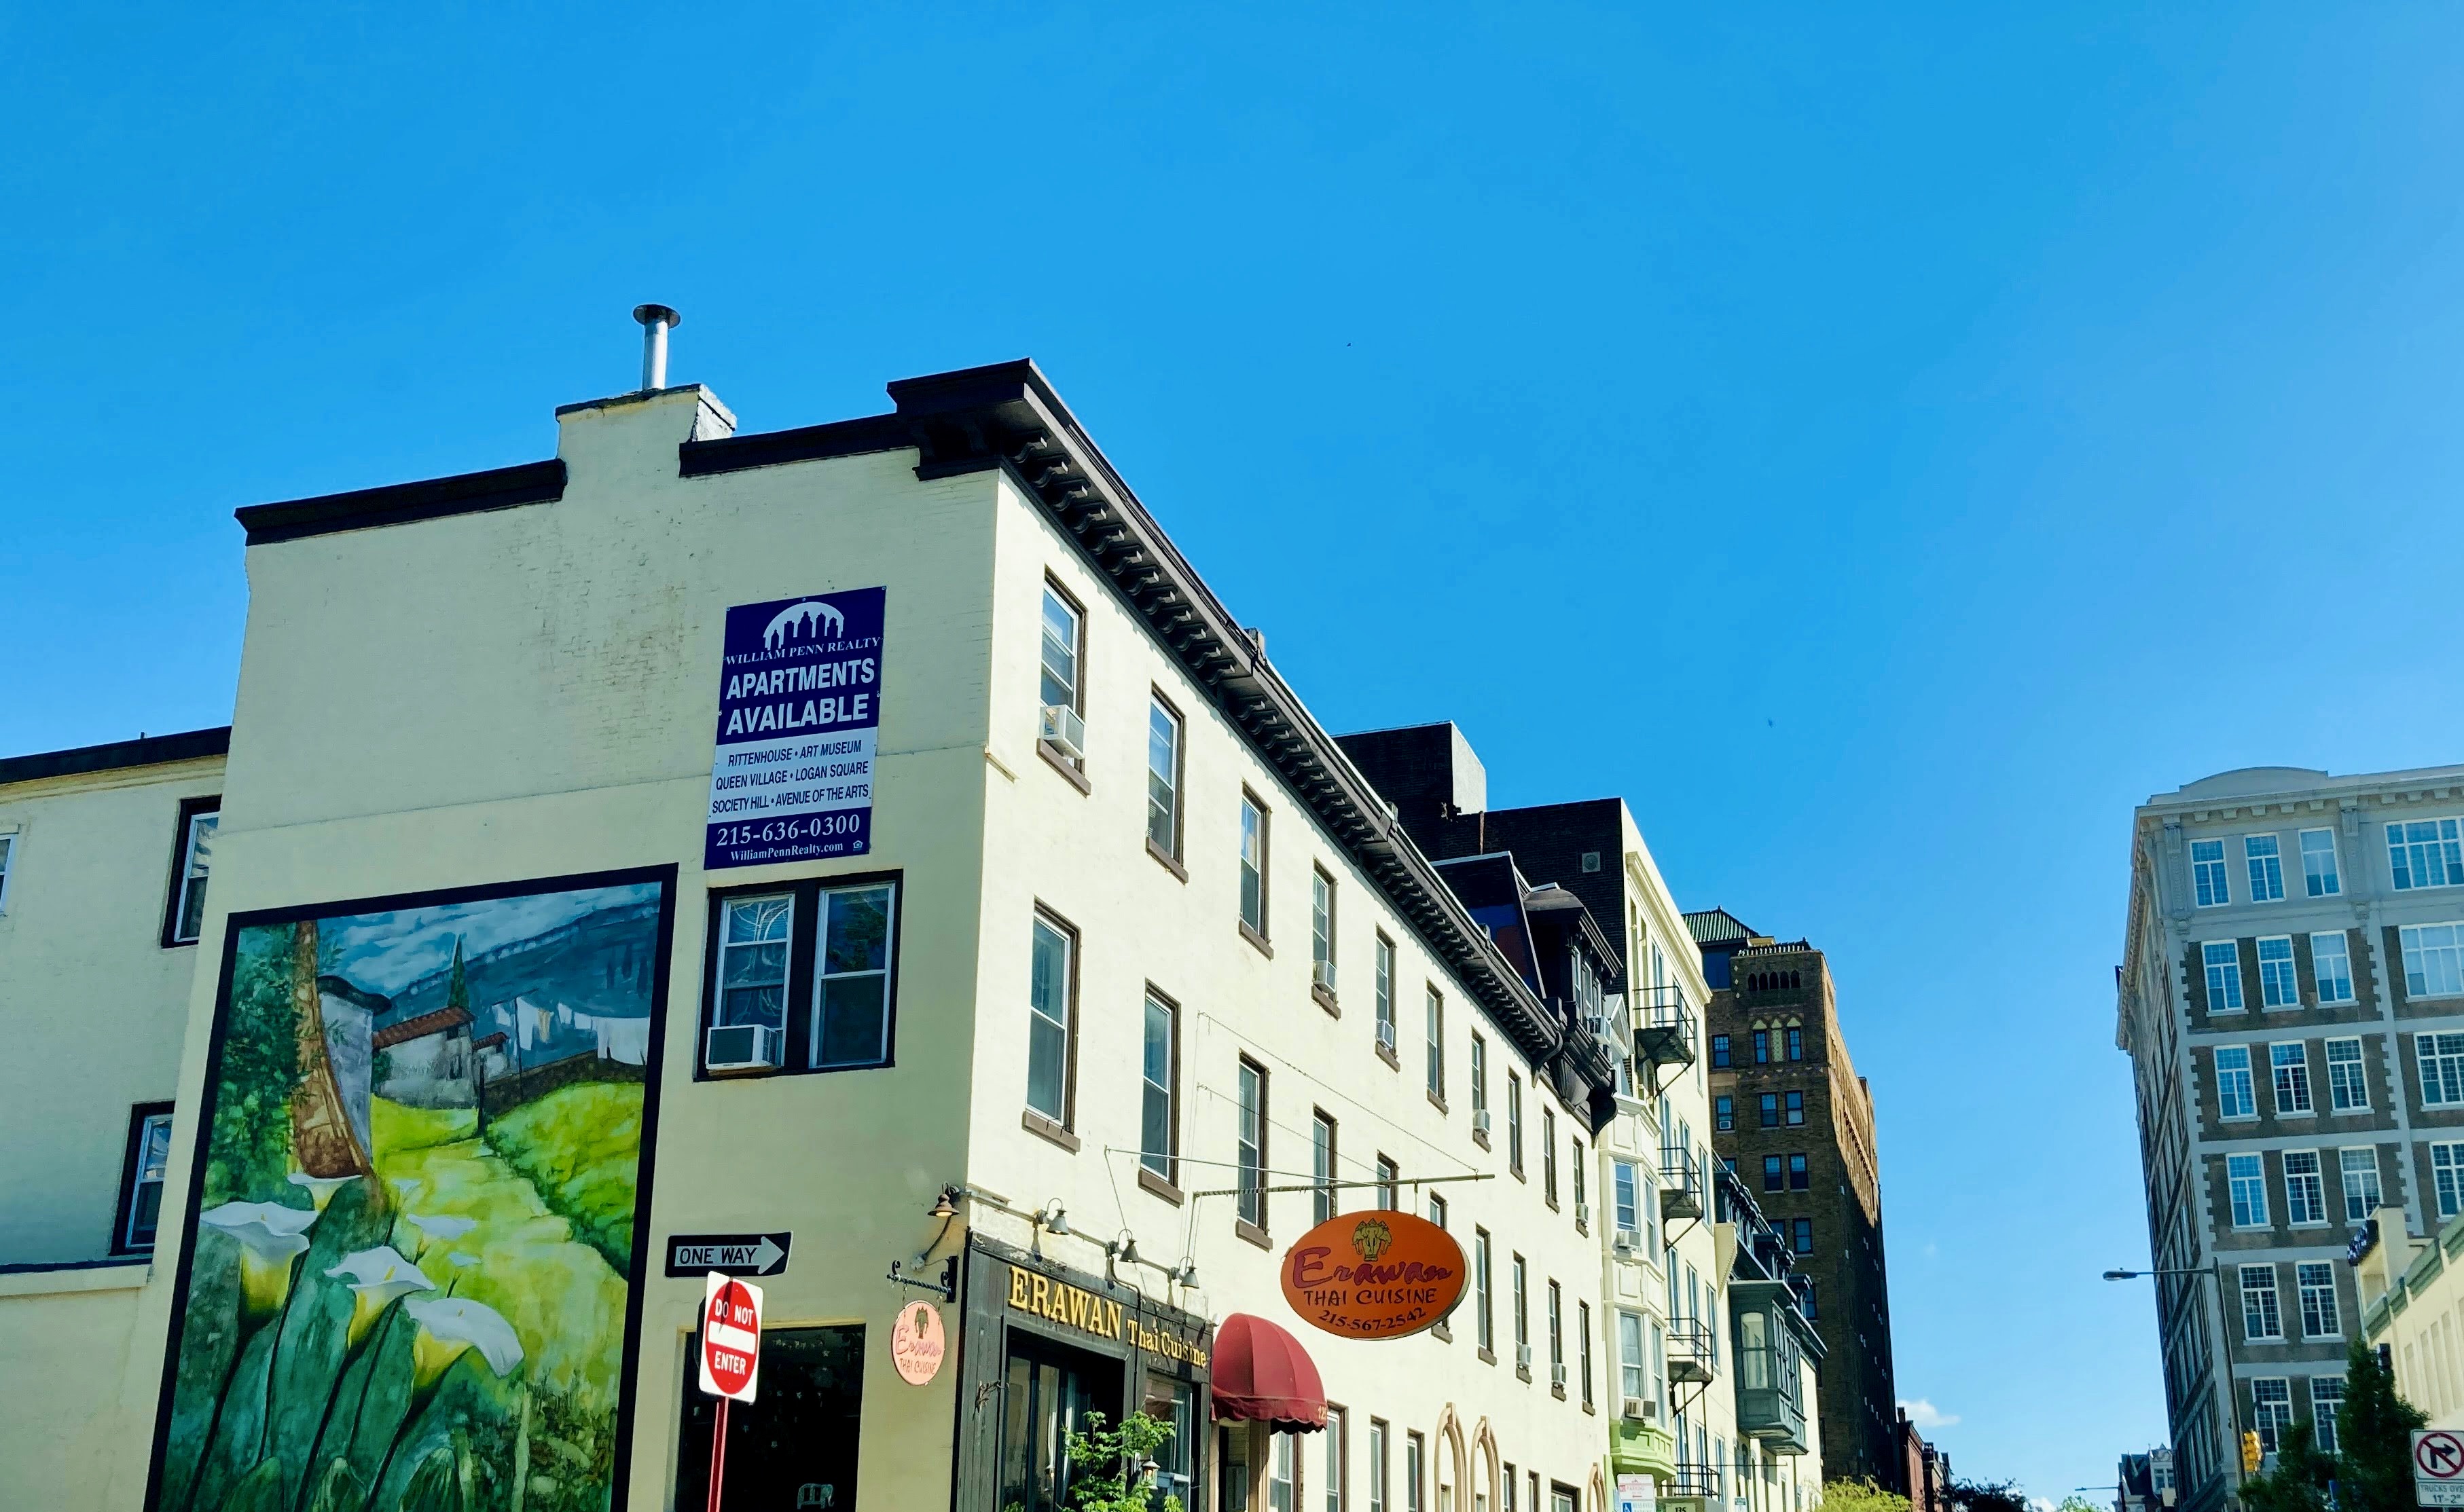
2418,1430,2464,1507
700,1272,763,1512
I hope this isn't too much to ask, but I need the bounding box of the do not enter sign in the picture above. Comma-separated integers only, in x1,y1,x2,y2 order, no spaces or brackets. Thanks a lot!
700,1272,763,1403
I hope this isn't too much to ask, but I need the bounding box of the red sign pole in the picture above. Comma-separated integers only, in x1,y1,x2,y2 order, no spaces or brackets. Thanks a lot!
706,1395,729,1512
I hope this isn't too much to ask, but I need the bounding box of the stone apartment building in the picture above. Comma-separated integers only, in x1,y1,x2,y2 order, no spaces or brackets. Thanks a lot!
2120,763,2464,1511
1686,910,1900,1490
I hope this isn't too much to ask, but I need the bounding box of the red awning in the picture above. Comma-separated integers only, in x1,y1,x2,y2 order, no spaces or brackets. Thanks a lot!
1209,1312,1327,1433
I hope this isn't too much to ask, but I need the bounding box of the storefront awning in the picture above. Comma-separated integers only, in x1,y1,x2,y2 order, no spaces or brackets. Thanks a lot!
1209,1313,1326,1433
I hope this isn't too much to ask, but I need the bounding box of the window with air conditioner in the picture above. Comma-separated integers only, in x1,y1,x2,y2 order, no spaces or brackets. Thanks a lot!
1038,583,1085,766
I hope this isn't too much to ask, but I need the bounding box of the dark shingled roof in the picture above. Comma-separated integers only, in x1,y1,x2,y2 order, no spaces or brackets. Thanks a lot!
1684,907,1758,946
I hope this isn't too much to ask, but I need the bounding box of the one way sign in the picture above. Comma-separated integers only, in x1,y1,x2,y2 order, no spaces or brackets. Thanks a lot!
666,1232,793,1278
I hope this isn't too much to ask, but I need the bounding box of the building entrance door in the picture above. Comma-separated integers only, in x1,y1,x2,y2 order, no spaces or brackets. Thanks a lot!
676,1325,867,1511
998,1333,1120,1512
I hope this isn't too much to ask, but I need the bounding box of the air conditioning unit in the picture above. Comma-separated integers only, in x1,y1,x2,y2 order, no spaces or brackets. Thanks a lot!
1575,1200,1592,1228
1515,1344,1533,1371
1622,1397,1656,1422
1612,1228,1641,1255
1551,1363,1570,1389
1312,959,1337,992
1039,703,1086,762
705,1023,783,1074
1376,1019,1397,1053
1472,1109,1493,1137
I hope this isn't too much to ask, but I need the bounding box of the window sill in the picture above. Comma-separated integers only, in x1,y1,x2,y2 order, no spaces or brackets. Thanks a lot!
1582,1400,1597,1416
1575,1218,1589,1238
164,938,200,951
1473,1130,1491,1151
1551,1383,1568,1401
1146,838,1188,882
1428,1091,1448,1115
1511,1166,1527,1183
1432,1323,1452,1343
1235,1219,1272,1251
1021,1110,1081,1152
1517,1365,1533,1384
1313,983,1341,1018
1038,740,1091,793
1375,1042,1400,1072
1477,1346,1496,1366
1137,1166,1186,1206
1239,922,1273,959
1544,1197,1560,1213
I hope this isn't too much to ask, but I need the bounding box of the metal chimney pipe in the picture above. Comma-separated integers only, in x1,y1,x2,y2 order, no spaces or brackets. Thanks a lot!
632,303,681,391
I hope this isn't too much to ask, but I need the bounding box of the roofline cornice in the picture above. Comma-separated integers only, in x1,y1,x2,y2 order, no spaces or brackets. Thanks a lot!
0,726,232,789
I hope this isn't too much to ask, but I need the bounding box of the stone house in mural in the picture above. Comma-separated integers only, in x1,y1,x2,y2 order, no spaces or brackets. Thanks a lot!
369,1005,476,1108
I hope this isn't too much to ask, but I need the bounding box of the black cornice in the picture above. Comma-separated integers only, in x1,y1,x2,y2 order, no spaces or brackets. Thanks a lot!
236,461,566,546
0,726,230,787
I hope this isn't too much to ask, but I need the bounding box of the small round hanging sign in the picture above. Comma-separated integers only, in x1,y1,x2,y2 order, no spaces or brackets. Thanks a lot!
891,1299,946,1385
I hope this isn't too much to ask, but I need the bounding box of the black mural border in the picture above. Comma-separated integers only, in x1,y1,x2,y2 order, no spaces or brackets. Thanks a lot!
139,862,682,1512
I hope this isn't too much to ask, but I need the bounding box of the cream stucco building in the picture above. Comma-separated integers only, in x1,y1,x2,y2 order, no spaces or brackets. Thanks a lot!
0,350,1819,1512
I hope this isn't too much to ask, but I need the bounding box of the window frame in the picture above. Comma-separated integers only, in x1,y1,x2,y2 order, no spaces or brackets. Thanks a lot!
1324,1403,1348,1512
1424,984,1445,1107
1368,1419,1389,1512
2270,1041,2313,1115
2227,1151,2269,1228
2340,1145,2381,1221
2192,838,2231,907
2296,1259,2340,1338
1239,790,1272,948
1237,1055,1270,1242
2326,1037,2368,1112
1140,986,1180,1189
1470,1033,1489,1126
2402,923,2464,1001
2310,1378,2345,1455
2240,1263,2283,1341
0,828,14,915
1542,1107,1559,1206
2203,940,2247,1013
161,795,222,947
1311,867,1338,1003
2313,931,2356,1004
2257,936,2298,1009
697,872,903,1080
1474,1228,1496,1355
1313,1109,1339,1227
1784,1090,1805,1126
1373,932,1397,1063
2421,1031,2464,1108
2433,1141,2464,1220
2389,817,2464,892
1024,907,1080,1132
2215,1044,2258,1120
1506,1073,1525,1176
2282,1148,2327,1226
1714,1094,1734,1132
2300,828,2342,898
1375,1154,1400,1212
1145,690,1185,867
109,1101,176,1256
2245,834,2286,902
1037,578,1088,777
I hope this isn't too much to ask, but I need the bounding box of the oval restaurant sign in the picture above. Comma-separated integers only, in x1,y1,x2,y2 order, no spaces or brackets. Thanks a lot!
1280,1210,1466,1341
891,1300,946,1385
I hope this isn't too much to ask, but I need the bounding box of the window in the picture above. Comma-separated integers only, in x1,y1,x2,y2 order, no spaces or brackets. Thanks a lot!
1375,934,1396,1054
1313,869,1337,995
1238,1058,1268,1232
1613,1160,1640,1236
1142,992,1176,1180
1762,1155,1784,1193
1027,914,1075,1124
2403,924,2464,999
1572,1138,1587,1219
2204,942,2246,1012
1470,1035,1489,1124
2228,1152,2268,1228
1369,1420,1388,1512
1752,1030,1770,1064
166,799,219,944
2326,1038,2368,1111
2241,1264,2283,1340
2192,839,2231,906
1272,1431,1296,1512
2258,938,2298,1008
2251,1378,2296,1454
2313,932,2355,1003
2272,1043,2313,1114
1428,1190,1447,1232
1789,1153,1809,1191
1759,1093,1779,1128
2302,829,2342,897
1476,1229,1496,1352
1512,1255,1529,1363
1619,1310,1647,1408
1785,1091,1805,1126
1547,1280,1565,1381
1313,1111,1338,1225
1785,1027,1805,1061
114,1104,175,1253
1426,987,1445,1103
1377,1155,1399,1212
2390,818,2464,891
2283,1149,2327,1225
2215,1045,2257,1118
1791,1218,1813,1254
2340,1147,2381,1221
1507,1075,1524,1174
2246,835,2286,902
1714,1094,1734,1131
1578,1299,1595,1406
0,832,12,913
2421,1033,2464,1107
2297,1261,2340,1337
1038,585,1084,767
1710,1034,1731,1069
2435,1143,2464,1220
1146,695,1182,857
1239,793,1271,939
2310,1378,2345,1455
702,877,900,1075
717,893,793,1032
1542,1108,1559,1204
1405,1433,1424,1512
1324,1405,1347,1512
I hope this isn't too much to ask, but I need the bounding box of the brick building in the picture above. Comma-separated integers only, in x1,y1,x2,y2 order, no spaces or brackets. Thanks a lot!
1688,909,1901,1489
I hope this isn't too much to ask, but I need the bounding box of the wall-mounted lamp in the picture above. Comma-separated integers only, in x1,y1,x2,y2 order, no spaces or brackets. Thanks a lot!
1108,1232,1140,1266
1172,1259,1200,1288
928,1187,960,1220
1037,1200,1071,1238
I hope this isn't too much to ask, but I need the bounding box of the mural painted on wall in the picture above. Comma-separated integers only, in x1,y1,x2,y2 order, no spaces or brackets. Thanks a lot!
147,871,673,1512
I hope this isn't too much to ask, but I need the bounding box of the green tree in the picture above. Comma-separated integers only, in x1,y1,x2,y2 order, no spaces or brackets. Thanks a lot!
1949,1479,2029,1512
1819,1479,1912,1512
2338,1340,2428,1512
1062,1412,1184,1512
204,923,304,1205
2054,1498,2103,1512
2240,1420,2333,1512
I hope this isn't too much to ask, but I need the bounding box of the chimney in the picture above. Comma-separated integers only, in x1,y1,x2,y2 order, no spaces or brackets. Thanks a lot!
633,303,680,391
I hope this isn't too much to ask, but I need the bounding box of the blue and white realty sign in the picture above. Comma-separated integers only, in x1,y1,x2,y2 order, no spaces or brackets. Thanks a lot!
706,587,886,870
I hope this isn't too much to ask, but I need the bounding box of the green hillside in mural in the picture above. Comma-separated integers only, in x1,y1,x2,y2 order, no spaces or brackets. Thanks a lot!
151,879,665,1512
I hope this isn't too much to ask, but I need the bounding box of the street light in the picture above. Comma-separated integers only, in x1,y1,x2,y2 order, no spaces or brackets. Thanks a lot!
2104,1264,2250,1485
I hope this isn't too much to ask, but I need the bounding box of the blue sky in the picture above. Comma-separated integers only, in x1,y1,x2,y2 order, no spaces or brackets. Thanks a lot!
9,3,2464,1494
